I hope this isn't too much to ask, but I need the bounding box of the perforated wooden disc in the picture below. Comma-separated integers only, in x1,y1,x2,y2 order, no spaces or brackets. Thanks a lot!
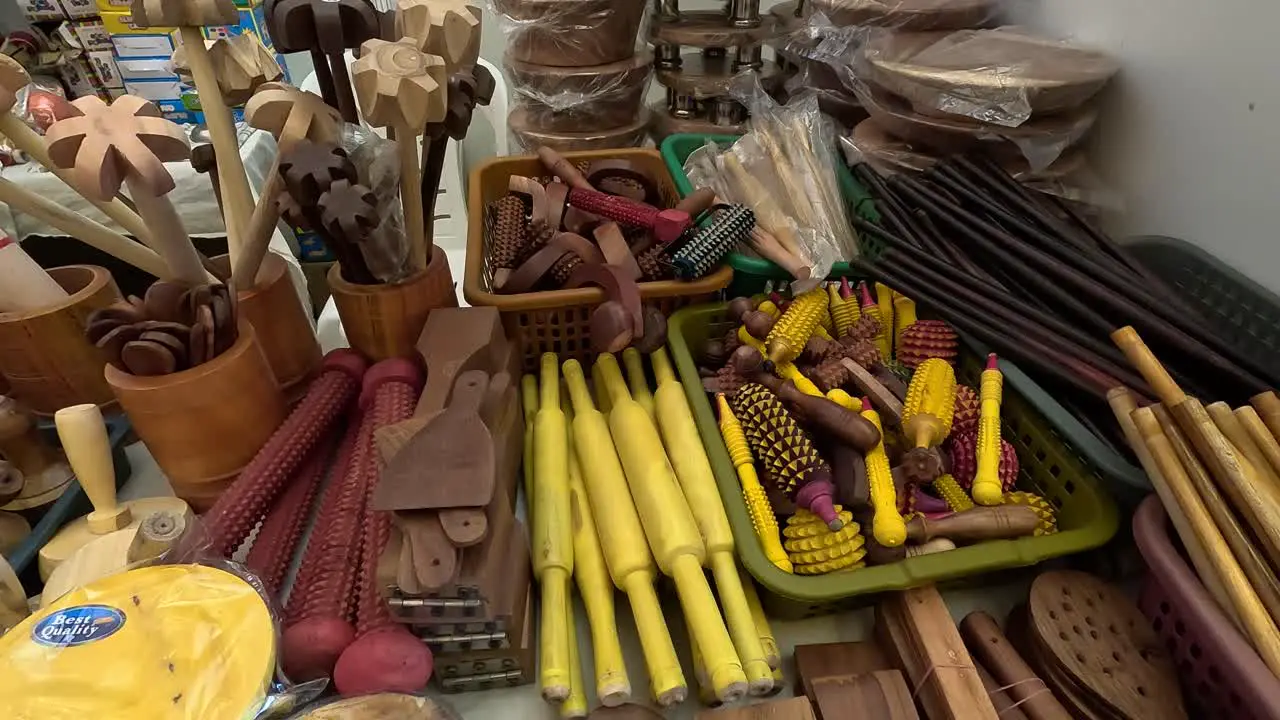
1028,571,1185,720
648,11,778,48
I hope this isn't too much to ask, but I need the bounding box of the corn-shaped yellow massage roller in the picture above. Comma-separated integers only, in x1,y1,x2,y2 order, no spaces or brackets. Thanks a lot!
650,348,772,694
934,473,974,512
874,282,896,360
737,327,822,398
533,355,573,701
765,288,828,365
973,354,1005,506
595,353,749,703
717,394,792,574
903,358,957,451
862,402,906,547
561,359,686,706
565,400,631,706
764,293,835,341
894,293,918,344
829,279,860,337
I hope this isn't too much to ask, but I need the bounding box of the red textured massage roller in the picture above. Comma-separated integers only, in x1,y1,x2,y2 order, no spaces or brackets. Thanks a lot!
333,359,432,696
204,349,368,557
566,186,692,244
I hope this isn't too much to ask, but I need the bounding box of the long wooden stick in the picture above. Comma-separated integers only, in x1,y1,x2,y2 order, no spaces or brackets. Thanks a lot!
0,177,171,279
1250,391,1280,446
1133,406,1280,676
1206,402,1280,488
125,178,207,286
1107,389,1239,627
1237,406,1280,484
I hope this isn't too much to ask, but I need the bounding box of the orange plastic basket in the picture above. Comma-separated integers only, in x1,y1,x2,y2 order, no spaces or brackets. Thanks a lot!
464,148,732,370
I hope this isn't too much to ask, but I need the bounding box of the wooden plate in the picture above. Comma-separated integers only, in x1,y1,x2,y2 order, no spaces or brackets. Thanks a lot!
863,29,1119,120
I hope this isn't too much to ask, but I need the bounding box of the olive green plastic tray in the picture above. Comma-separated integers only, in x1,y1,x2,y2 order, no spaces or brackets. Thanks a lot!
668,302,1120,618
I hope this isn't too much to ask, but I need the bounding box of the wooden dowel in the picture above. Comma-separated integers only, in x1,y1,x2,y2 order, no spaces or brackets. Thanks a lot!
1250,391,1280,445
1110,326,1187,406
1236,406,1280,483
126,179,208,286
1133,406,1280,675
310,49,338,108
1206,402,1280,488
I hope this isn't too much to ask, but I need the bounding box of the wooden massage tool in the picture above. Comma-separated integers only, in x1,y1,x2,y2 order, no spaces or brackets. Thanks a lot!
0,396,70,513
0,235,66,313
265,0,380,124
203,349,368,557
959,611,1071,720
40,508,187,607
235,83,343,286
39,404,189,581
904,505,1039,544
596,353,749,703
0,564,275,718
352,38,448,271
333,359,433,697
85,282,240,376
280,359,415,682
646,2,782,140
562,358,687,707
1022,570,1187,720
131,0,258,263
45,95,206,285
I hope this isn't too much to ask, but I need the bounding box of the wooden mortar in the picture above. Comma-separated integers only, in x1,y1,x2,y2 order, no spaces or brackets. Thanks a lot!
0,265,121,415
214,253,322,400
105,321,285,498
327,244,457,361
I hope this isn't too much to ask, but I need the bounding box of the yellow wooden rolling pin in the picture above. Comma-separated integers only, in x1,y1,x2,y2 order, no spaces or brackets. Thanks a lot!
562,360,686,706
650,348,772,694
595,353,749,703
521,374,538,505
622,348,656,423
565,399,631,706
533,354,572,702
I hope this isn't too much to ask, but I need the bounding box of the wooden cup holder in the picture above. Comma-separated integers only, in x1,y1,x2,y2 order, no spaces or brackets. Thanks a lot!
105,320,286,500
0,265,122,415
328,244,458,361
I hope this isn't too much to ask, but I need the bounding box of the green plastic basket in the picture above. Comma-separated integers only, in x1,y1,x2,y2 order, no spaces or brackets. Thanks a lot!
668,302,1120,618
659,133,881,296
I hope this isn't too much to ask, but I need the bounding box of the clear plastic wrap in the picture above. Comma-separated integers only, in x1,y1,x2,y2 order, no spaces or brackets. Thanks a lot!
342,124,412,284
804,0,1002,32
505,49,652,133
489,0,646,68
285,691,462,719
507,107,649,153
683,76,858,290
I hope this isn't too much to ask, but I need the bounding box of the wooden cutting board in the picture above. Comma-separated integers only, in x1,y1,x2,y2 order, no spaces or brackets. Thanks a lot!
374,370,495,512
1028,571,1186,720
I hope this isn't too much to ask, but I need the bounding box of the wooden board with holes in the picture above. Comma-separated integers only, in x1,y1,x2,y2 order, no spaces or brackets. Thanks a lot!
792,640,893,699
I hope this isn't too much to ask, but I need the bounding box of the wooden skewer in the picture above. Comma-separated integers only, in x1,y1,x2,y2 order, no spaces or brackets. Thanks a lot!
1114,326,1280,577
1236,406,1280,484
1133,406,1280,676
1205,402,1280,489
1250,391,1280,445
1107,389,1239,627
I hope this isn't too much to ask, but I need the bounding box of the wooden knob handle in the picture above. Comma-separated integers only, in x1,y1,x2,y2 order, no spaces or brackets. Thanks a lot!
906,506,1040,544
127,510,187,563
54,404,130,534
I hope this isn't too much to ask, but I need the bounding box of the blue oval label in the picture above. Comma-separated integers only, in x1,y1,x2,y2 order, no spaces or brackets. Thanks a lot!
31,604,126,648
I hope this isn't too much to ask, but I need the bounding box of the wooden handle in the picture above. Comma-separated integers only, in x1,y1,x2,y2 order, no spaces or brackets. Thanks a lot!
1110,326,1185,406
539,568,571,701
1250,391,1280,445
0,178,172,279
54,404,130,534
905,506,1039,544
1237,406,1280,481
1108,389,1238,625
0,237,68,312
960,611,1071,720
124,178,207,285
671,554,748,703
126,510,186,563
623,572,687,706
397,122,427,269
1206,401,1280,487
231,160,284,288
1133,406,1280,676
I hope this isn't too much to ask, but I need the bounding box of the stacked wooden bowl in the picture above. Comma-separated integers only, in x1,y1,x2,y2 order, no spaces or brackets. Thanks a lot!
498,0,650,151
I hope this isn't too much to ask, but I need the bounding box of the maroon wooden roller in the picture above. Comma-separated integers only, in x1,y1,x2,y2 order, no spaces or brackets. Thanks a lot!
566,187,691,244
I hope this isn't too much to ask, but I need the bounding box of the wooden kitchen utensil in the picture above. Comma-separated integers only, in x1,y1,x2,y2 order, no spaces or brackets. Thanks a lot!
395,0,480,68
352,38,447,270
694,696,817,720
0,397,72,511
374,371,494,511
905,505,1040,543
413,306,509,418
792,641,893,699
265,0,379,123
131,0,257,263
810,671,918,720
207,33,282,106
1237,405,1280,480
0,235,67,312
45,95,206,285
394,511,459,591
1027,570,1186,720
40,508,187,607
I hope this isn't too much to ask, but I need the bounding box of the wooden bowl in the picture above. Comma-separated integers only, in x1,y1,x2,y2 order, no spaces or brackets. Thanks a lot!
506,51,652,132
327,245,458,361
497,0,646,67
848,118,1088,179
105,321,286,494
0,265,121,416
214,253,322,400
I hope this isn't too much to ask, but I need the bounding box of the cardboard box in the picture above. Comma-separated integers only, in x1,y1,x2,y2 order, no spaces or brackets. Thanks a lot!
123,78,192,122
202,1,271,47
21,0,64,22
58,0,99,19
102,10,177,58
114,56,177,82
97,0,256,10
57,53,102,99
72,18,112,51
86,50,123,88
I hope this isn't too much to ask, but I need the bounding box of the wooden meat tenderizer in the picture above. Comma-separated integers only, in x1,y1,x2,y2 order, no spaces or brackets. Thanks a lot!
41,403,189,580
596,353,748,703
651,348,772,695
562,359,686,706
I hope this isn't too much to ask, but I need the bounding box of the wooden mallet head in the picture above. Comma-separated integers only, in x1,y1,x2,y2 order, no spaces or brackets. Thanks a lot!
245,82,343,148
395,0,481,69
0,55,30,116
351,39,447,131
131,0,237,27
174,34,283,105
44,95,190,201
266,0,380,53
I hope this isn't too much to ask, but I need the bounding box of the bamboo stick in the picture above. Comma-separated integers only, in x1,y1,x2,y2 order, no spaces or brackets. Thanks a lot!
1250,392,1280,446
1206,402,1280,488
1237,406,1280,484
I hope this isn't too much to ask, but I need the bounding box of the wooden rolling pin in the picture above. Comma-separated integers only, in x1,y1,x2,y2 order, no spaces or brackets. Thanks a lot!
532,354,573,701
905,506,1040,544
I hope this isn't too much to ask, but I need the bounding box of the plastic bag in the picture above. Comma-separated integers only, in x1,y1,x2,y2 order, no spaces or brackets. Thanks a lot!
343,125,412,283
285,691,462,719
488,0,646,68
802,0,1003,32
505,49,652,133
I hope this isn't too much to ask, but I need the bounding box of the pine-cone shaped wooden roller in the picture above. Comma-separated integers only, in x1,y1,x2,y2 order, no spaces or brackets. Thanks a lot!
843,314,881,345
1002,491,1056,535
952,384,980,432
947,429,1019,492
729,382,830,500
896,319,959,369
783,509,866,574
488,195,529,269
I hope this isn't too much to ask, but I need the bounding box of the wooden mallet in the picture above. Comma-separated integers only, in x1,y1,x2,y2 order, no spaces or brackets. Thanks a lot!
172,33,282,106
395,0,480,67
131,0,257,268
266,0,380,123
45,95,206,286
352,38,447,271
235,83,342,286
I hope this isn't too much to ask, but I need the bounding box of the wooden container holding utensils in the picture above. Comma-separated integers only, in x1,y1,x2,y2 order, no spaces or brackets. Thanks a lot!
105,321,285,508
327,245,458,362
0,265,121,416
212,253,322,399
